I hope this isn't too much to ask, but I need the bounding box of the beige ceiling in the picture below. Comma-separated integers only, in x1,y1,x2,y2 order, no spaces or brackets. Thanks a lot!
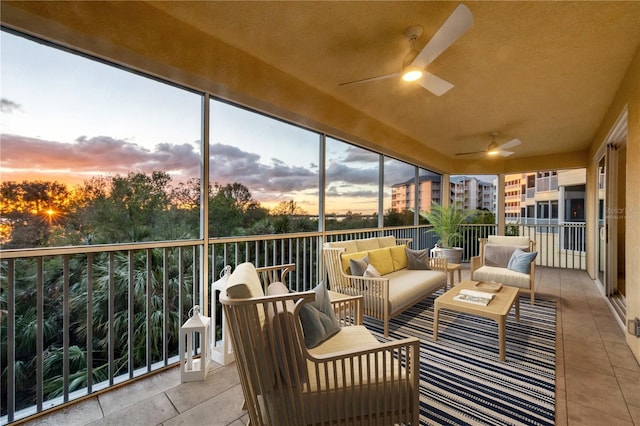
3,1,640,173
147,1,639,159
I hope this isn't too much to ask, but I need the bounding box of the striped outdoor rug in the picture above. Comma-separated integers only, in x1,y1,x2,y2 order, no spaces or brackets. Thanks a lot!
364,291,556,426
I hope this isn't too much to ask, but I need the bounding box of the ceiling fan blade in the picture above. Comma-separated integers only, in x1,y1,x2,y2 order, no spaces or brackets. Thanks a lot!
499,150,515,157
410,3,474,69
499,138,522,150
455,150,486,156
417,71,454,96
339,72,401,86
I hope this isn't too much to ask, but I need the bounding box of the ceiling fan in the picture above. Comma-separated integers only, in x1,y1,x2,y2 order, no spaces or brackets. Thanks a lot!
455,132,522,157
339,3,473,96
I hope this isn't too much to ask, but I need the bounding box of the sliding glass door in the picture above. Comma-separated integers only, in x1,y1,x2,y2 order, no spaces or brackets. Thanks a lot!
595,110,627,323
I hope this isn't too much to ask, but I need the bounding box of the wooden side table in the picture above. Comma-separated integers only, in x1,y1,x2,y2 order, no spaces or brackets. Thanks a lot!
446,263,462,289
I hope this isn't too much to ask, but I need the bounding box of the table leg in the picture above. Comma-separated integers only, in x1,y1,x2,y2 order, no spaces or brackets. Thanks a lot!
457,268,461,284
433,304,440,341
515,296,520,322
497,317,506,362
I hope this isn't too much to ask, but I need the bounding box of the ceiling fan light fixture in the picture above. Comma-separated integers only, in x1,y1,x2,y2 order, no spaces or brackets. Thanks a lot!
487,140,499,155
402,68,423,82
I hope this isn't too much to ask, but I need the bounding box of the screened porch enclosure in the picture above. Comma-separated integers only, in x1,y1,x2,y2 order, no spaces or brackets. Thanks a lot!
1,222,587,424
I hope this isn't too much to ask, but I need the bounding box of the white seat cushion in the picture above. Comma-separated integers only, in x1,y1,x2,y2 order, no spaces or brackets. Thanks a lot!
473,265,530,289
385,269,447,315
309,325,378,356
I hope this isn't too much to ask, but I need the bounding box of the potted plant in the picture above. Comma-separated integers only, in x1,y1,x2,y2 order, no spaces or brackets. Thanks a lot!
420,203,476,264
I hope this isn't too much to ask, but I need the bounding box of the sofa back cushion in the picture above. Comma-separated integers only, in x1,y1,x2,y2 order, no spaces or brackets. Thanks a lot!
377,235,397,248
226,262,265,298
266,282,308,385
226,262,267,328
487,235,531,247
355,238,381,251
225,263,274,390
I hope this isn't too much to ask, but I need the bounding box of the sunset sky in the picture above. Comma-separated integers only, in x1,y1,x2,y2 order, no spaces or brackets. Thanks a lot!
1,30,202,188
1,30,479,215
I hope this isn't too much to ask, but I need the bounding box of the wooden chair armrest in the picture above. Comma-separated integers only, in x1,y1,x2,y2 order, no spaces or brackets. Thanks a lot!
304,336,420,363
221,288,314,306
255,263,296,292
470,256,482,276
341,274,390,297
329,293,364,326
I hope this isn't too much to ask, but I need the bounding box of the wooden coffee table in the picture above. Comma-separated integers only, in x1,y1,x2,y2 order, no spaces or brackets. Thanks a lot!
433,280,520,361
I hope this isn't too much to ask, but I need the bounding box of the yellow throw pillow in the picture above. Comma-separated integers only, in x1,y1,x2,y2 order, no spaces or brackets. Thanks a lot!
389,245,408,271
366,248,394,276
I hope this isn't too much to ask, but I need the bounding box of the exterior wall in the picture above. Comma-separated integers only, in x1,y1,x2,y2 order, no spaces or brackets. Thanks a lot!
391,183,411,211
419,181,437,211
588,46,640,362
505,174,522,219
558,169,587,187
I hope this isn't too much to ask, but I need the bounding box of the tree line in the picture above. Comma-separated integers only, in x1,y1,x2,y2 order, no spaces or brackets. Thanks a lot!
1,171,495,415
0,171,416,415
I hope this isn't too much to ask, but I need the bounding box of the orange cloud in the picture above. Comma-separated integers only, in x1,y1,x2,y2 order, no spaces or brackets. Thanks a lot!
1,133,200,186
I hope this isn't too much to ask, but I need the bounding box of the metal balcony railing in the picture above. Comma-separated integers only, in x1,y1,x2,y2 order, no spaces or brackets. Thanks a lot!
1,222,586,423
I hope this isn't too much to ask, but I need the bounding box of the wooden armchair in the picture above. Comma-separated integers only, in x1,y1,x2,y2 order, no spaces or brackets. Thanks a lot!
470,236,537,304
220,262,420,425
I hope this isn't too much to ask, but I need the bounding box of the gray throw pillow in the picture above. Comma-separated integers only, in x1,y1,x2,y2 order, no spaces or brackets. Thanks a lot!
349,255,369,276
484,244,527,268
507,248,538,274
406,248,430,270
363,263,381,277
299,282,341,348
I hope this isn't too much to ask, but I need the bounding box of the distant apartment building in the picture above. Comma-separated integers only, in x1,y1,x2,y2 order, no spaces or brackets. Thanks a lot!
392,170,586,227
391,174,441,213
506,169,587,259
391,174,496,214
505,170,586,225
450,176,496,213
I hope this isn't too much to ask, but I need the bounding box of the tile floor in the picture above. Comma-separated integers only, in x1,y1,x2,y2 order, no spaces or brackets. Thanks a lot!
18,267,640,426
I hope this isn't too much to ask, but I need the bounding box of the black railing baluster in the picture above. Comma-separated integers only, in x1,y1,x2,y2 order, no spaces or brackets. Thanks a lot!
1,223,589,422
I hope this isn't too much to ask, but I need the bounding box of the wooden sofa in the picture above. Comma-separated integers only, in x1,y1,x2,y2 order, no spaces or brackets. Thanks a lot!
324,236,448,336
470,235,537,304
220,262,420,425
